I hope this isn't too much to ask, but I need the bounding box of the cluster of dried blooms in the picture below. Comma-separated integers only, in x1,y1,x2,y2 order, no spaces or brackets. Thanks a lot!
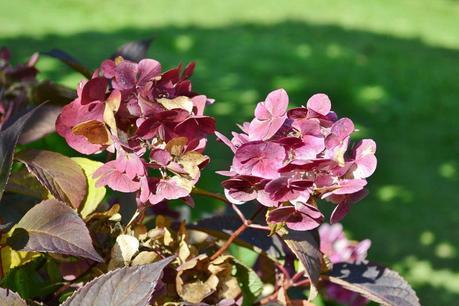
56,57,215,206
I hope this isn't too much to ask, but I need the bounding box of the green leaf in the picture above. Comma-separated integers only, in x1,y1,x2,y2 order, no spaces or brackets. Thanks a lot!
233,259,263,306
0,104,44,202
1,259,60,299
16,149,88,209
71,157,106,219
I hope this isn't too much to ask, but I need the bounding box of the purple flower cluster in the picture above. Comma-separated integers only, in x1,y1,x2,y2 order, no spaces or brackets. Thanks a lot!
217,89,377,230
56,57,215,205
319,223,371,306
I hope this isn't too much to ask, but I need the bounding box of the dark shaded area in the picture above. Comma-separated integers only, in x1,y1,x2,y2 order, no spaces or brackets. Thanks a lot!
2,21,459,304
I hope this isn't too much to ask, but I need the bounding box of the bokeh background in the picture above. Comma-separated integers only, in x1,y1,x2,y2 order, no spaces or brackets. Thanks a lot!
1,0,459,304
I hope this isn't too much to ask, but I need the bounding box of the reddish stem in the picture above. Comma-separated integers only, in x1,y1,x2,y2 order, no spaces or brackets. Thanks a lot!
209,206,264,261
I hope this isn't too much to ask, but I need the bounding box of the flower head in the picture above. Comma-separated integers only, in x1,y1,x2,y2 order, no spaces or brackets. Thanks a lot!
218,89,377,230
57,57,215,206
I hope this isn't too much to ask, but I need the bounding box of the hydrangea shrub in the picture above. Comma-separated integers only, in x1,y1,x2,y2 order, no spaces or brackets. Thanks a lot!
0,43,419,306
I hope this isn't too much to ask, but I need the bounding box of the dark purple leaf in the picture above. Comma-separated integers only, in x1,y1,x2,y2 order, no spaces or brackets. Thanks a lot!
6,167,49,199
8,199,103,262
32,81,77,104
278,228,322,300
0,287,27,306
112,38,154,62
328,261,420,306
62,256,174,306
15,149,88,209
19,105,62,144
43,49,93,79
0,104,43,201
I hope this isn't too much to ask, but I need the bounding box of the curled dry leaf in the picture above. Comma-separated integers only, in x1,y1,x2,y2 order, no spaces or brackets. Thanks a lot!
108,234,140,270
131,251,159,266
176,255,242,304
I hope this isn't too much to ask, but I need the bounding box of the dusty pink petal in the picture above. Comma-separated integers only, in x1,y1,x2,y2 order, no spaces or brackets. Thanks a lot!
226,188,257,204
249,89,288,140
264,88,289,116
150,149,172,167
249,116,286,141
123,153,145,179
137,59,161,85
331,118,354,141
306,93,331,116
114,60,138,90
256,190,279,207
265,177,312,202
155,179,189,201
352,139,377,179
234,141,285,179
191,95,208,116
94,161,141,192
254,102,271,120
294,135,324,160
322,179,367,199
231,131,250,147
101,59,116,78
215,131,236,153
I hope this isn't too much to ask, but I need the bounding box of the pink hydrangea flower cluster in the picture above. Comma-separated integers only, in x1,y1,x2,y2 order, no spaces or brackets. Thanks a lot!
217,89,377,230
56,57,215,205
319,223,371,306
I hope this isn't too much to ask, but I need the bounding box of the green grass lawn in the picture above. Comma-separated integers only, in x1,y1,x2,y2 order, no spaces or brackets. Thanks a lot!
1,0,459,304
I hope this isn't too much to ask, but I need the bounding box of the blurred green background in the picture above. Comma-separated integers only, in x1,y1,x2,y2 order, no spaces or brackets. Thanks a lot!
1,0,459,304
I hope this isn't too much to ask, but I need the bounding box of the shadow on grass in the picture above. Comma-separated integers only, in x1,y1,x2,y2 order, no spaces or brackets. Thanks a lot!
2,21,459,304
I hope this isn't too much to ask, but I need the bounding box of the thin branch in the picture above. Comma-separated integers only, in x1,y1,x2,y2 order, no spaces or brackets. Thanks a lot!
192,187,246,222
210,206,264,261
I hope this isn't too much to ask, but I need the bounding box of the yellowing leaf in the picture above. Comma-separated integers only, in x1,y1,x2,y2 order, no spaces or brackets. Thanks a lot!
71,157,106,219
158,96,193,113
178,151,208,179
1,229,39,274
